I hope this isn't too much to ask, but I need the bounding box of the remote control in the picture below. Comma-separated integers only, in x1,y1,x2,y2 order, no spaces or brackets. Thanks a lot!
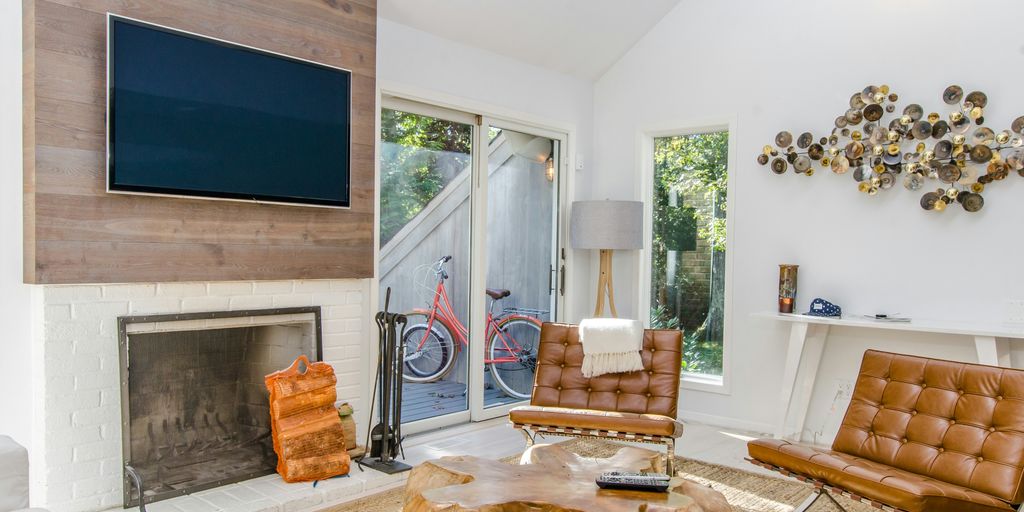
596,472,671,493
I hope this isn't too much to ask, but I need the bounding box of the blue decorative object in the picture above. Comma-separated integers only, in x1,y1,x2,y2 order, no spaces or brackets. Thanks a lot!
805,298,842,317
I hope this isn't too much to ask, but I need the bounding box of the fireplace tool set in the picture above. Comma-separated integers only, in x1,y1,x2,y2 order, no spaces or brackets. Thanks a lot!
358,287,412,474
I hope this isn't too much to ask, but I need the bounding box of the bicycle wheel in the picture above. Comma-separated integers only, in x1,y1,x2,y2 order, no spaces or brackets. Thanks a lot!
401,315,457,383
487,317,541,399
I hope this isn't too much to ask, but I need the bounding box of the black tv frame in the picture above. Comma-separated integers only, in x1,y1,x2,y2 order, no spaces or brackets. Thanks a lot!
106,14,353,209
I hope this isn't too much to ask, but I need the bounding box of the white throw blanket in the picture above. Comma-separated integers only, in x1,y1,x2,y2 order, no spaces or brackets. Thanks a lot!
579,318,645,378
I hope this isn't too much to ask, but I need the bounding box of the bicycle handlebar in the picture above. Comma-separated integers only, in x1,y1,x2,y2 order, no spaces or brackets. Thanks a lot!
433,255,453,280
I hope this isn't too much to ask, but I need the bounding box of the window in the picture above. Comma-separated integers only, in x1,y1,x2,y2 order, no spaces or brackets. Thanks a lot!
649,131,729,377
380,108,472,245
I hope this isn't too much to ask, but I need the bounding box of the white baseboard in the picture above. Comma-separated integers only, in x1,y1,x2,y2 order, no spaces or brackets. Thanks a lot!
677,409,774,436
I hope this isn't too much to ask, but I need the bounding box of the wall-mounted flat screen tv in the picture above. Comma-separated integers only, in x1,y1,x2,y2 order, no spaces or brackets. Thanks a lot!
107,15,352,208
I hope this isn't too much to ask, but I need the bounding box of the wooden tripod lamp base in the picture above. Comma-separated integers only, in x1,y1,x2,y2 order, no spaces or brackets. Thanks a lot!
593,249,617,317
570,200,644,319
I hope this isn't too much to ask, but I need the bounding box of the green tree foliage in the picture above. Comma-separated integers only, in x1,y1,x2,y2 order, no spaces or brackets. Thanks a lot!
650,131,729,375
380,109,472,244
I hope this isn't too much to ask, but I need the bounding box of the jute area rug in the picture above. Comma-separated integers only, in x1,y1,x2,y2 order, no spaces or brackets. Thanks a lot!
320,438,874,512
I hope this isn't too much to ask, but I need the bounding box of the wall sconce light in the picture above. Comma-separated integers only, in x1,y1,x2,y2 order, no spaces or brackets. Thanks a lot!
545,157,555,182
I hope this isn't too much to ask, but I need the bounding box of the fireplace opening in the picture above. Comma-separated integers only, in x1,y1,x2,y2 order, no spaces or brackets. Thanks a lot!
118,308,322,506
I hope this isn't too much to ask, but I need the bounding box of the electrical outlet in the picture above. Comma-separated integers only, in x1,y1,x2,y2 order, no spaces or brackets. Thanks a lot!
1006,300,1024,324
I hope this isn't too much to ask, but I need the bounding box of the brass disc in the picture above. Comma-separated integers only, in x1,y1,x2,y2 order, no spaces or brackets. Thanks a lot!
1012,116,1024,135
920,191,940,210
775,131,793,148
878,171,895,189
797,132,814,149
972,127,995,145
831,155,850,174
933,140,953,159
903,173,923,190
845,108,864,125
794,155,812,173
942,85,964,105
970,145,993,163
965,91,988,108
845,141,865,159
962,192,984,212
771,157,788,174
903,104,924,121
911,121,932,140
937,163,961,183
864,104,884,122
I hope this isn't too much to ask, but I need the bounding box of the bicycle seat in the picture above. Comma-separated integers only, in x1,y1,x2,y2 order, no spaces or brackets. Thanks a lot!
486,288,511,300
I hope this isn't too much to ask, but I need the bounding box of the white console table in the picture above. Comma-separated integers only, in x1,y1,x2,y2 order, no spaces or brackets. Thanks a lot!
755,311,1024,441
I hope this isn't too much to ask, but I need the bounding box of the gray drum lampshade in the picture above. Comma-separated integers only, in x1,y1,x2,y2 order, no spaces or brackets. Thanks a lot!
570,200,644,250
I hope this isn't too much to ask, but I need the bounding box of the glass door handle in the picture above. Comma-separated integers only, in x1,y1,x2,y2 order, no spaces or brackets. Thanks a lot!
559,265,566,296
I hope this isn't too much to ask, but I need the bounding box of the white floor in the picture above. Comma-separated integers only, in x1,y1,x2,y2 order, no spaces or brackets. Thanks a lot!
133,417,778,512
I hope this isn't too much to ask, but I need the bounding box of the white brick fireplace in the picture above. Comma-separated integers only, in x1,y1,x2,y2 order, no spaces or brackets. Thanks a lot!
28,279,371,512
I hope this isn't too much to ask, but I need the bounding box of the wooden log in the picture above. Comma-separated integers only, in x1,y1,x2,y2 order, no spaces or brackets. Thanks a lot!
402,444,730,512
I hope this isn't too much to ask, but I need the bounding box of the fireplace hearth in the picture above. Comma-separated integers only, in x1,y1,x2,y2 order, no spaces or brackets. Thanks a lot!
118,308,322,506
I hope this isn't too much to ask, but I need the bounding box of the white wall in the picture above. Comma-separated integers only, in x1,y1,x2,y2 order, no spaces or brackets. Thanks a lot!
377,18,595,322
591,0,1024,437
0,0,32,448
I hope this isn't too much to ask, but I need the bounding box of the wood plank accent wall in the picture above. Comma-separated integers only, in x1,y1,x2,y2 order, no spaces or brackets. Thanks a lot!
23,0,376,284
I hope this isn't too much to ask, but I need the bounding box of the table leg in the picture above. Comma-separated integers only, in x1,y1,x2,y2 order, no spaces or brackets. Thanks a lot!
974,336,1011,367
775,322,807,439
775,321,829,440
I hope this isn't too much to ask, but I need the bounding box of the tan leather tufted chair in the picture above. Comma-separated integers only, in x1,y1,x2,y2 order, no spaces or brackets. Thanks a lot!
748,350,1024,512
509,322,684,474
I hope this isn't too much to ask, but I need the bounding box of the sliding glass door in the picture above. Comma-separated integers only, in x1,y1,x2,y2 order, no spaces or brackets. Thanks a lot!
379,99,566,431
379,100,474,431
476,123,561,416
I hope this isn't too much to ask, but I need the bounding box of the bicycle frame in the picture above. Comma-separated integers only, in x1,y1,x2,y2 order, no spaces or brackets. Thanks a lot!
411,277,539,365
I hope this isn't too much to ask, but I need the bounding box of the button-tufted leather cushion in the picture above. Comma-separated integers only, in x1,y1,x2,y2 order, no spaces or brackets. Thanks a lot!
749,439,1015,512
748,350,1024,512
509,322,683,437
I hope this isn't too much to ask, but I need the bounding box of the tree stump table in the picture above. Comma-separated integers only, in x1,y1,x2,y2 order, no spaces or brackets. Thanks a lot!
403,443,731,512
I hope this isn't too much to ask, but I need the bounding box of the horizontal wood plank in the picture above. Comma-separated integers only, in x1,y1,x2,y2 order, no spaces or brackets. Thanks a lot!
35,240,373,283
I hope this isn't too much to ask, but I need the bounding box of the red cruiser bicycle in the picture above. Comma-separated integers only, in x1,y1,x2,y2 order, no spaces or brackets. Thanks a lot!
402,255,544,399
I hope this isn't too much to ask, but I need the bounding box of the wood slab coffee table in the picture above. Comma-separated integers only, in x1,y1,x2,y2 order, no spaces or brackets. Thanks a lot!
403,443,730,512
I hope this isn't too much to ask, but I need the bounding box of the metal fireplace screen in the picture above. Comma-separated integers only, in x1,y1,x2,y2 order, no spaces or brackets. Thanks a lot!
118,308,322,506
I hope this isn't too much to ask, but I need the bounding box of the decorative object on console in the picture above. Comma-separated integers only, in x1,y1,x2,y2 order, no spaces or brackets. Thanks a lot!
749,349,1024,512
510,322,684,475
265,355,350,482
578,318,645,378
778,264,798,313
803,298,841,318
570,200,644,317
756,84,1024,212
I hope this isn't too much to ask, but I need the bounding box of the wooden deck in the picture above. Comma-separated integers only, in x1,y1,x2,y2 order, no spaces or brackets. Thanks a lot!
401,378,523,423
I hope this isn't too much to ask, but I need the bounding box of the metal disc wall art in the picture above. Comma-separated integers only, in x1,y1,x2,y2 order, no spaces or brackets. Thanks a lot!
756,84,1024,212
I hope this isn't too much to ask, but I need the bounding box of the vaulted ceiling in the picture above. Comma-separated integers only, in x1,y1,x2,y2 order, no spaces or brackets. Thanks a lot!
378,0,682,80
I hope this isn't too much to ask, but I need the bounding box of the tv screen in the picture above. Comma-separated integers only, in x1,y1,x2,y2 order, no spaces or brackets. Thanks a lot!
107,15,352,208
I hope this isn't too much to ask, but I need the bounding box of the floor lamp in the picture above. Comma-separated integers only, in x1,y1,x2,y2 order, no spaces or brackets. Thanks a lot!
570,200,644,318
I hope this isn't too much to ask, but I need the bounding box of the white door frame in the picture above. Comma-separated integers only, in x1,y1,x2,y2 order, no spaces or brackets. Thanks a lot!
376,83,577,432
471,117,568,422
